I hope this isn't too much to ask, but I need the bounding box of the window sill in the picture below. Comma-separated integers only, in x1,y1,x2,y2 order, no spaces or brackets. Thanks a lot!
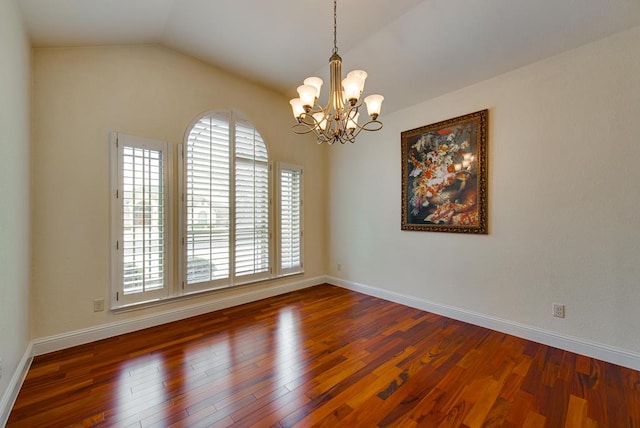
110,272,304,314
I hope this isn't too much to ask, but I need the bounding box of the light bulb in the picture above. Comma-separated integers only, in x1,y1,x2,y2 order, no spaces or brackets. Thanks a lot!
364,94,384,120
303,77,323,99
342,77,361,104
289,98,305,119
297,85,317,108
346,70,367,93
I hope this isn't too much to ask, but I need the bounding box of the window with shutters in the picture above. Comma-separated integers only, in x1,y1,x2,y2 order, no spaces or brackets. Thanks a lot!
109,114,302,309
180,111,271,293
110,133,172,307
278,163,304,275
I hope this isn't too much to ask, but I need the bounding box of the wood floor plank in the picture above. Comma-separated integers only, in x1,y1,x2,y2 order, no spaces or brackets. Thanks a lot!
7,284,640,427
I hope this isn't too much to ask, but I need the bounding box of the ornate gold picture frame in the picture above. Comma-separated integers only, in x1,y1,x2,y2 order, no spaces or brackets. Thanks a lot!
401,110,488,234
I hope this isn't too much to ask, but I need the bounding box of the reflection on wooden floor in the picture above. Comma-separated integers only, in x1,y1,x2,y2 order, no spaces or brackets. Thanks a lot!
8,284,640,427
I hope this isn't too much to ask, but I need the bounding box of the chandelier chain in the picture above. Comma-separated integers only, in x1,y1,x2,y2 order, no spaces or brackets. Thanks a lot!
333,0,338,54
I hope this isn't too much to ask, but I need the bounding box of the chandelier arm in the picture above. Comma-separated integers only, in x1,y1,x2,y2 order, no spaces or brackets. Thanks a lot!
315,129,335,145
342,104,380,132
355,119,384,132
294,114,341,145
345,126,362,143
301,111,322,126
292,123,318,135
300,102,382,142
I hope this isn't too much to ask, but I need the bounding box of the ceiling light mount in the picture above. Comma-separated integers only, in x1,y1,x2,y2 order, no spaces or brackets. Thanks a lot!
289,0,384,145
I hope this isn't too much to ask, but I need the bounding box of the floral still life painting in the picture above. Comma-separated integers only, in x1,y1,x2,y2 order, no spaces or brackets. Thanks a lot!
401,110,488,233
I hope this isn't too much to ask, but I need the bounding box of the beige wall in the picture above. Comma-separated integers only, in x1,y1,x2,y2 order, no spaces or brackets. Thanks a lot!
24,14,640,364
0,0,31,407
31,45,326,338
329,26,640,353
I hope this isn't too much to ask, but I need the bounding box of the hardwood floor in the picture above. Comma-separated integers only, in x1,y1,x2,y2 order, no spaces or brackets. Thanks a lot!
8,284,640,427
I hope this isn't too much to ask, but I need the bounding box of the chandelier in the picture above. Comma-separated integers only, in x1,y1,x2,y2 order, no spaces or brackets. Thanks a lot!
289,0,384,145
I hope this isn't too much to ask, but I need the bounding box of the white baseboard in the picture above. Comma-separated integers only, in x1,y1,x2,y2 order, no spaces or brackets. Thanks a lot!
0,343,33,428
328,276,640,371
32,276,325,356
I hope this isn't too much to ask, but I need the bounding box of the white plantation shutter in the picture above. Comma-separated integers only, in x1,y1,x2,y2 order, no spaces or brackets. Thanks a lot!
111,133,170,307
235,120,270,278
185,114,231,285
278,163,303,275
182,111,270,292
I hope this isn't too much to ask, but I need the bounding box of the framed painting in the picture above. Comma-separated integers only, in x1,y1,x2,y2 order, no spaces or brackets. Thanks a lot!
401,109,488,234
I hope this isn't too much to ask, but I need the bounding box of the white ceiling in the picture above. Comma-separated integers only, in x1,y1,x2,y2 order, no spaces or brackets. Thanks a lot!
17,0,640,114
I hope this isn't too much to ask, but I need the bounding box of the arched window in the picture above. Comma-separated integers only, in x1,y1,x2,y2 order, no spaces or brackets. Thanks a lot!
181,110,270,292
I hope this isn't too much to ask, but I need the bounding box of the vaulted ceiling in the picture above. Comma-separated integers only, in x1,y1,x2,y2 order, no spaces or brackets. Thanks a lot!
18,0,640,113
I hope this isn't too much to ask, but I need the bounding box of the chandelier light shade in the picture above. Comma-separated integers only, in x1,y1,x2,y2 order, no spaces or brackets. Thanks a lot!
289,0,384,145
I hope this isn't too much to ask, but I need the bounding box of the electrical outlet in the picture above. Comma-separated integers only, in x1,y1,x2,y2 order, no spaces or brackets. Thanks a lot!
337,263,342,271
553,303,565,318
93,299,105,312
